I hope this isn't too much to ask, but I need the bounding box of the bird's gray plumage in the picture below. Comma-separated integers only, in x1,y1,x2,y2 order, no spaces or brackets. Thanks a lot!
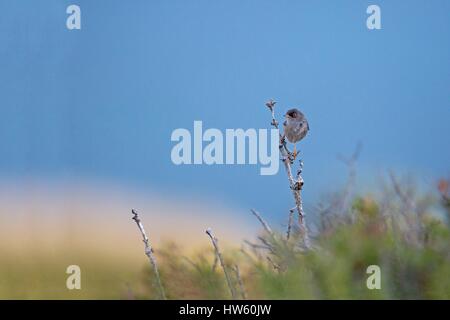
283,108,309,144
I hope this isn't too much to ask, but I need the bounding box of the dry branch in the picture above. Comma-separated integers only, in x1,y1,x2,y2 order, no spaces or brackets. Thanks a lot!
251,209,273,235
286,208,295,240
266,99,311,249
233,264,247,300
131,209,166,300
205,228,237,299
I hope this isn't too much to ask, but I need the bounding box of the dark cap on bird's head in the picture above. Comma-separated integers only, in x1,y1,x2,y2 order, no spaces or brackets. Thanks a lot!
285,108,303,119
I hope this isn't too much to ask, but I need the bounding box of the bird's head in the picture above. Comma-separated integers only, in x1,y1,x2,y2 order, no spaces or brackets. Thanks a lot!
285,108,303,120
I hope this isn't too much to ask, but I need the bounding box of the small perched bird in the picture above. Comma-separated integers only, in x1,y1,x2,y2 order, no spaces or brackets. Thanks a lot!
283,108,309,158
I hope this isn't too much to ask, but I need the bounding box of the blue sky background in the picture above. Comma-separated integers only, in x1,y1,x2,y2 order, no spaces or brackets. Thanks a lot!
0,0,449,225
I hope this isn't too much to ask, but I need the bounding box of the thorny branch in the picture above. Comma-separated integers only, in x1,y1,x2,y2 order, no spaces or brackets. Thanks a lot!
265,99,311,249
131,209,166,300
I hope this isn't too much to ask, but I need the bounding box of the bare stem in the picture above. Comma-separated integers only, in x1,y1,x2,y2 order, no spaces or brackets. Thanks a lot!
244,239,272,252
267,256,280,271
337,143,362,214
388,172,421,244
205,228,236,299
389,171,416,213
266,99,311,249
286,208,295,240
206,228,236,299
233,264,247,300
251,209,273,235
131,209,166,300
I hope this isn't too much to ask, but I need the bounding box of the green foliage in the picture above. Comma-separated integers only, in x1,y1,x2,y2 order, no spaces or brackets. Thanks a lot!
141,190,450,300
140,243,229,299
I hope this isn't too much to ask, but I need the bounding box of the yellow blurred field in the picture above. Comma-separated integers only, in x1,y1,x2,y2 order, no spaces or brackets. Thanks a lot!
1,179,449,299
0,180,253,299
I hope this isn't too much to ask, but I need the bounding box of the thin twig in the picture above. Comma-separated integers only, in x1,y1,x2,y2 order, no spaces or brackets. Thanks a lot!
244,239,272,252
251,209,273,235
337,143,362,215
183,256,204,274
284,156,310,248
205,228,236,299
257,236,276,254
240,247,258,265
266,99,278,128
233,265,248,300
212,253,218,272
389,171,416,212
286,208,295,240
131,209,166,300
388,172,421,244
267,256,280,271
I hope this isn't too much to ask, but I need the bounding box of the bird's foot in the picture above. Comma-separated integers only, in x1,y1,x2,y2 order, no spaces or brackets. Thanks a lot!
284,151,295,164
290,145,298,163
290,180,304,191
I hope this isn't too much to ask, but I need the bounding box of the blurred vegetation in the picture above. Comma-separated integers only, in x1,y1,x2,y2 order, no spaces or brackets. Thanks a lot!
0,176,448,299
0,249,141,299
138,176,450,300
